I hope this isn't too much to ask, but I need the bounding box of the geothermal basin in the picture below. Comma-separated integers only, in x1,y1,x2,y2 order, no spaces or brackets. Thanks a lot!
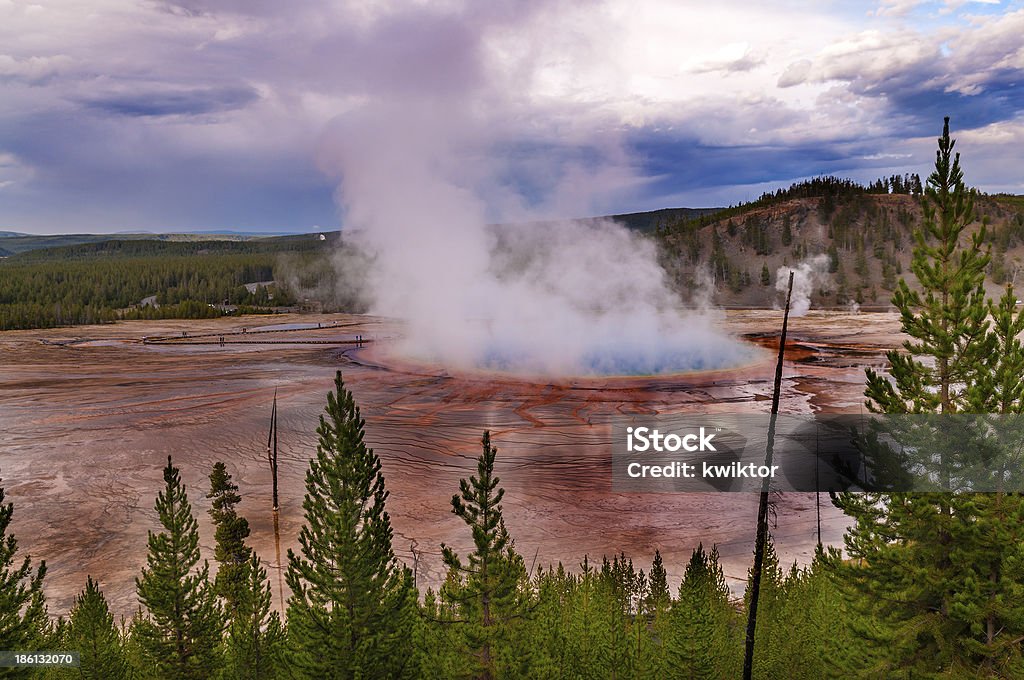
0,310,899,618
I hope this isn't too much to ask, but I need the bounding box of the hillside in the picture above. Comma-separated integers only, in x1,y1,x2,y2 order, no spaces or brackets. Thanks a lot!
656,189,1024,309
606,206,722,232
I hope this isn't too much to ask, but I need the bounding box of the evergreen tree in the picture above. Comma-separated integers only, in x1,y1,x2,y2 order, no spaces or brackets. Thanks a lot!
863,117,990,416
285,371,416,679
760,263,771,287
0,481,48,671
440,431,529,680
561,558,632,678
65,577,130,679
135,456,223,680
207,461,253,615
411,588,475,679
836,117,1024,675
225,554,286,680
763,551,853,679
665,543,738,678
968,285,1024,414
122,612,153,680
646,550,670,613
744,540,793,679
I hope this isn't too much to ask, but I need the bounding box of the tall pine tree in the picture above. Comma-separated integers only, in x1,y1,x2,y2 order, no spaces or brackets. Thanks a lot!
836,117,1024,675
285,371,416,679
135,456,223,679
665,543,738,677
440,431,529,680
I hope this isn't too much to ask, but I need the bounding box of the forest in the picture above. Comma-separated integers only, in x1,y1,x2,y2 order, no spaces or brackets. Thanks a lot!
0,237,341,331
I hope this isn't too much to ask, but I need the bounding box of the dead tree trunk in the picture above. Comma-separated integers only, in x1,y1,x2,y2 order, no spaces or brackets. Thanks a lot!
743,270,794,680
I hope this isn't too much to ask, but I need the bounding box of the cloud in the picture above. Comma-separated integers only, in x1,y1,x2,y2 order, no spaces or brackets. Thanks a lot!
688,43,765,75
874,0,928,17
0,54,72,84
0,0,1022,232
80,85,260,118
776,9,1024,134
874,0,1002,17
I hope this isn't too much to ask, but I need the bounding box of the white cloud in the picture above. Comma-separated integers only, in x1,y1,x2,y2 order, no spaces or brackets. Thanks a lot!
0,54,71,82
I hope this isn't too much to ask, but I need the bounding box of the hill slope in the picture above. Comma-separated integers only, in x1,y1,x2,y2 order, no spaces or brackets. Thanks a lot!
656,191,1024,309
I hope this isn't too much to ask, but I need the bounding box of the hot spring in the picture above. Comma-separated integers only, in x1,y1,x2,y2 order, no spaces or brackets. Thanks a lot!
371,314,762,379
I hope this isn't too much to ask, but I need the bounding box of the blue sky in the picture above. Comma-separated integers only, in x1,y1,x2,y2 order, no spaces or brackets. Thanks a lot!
1,0,1023,234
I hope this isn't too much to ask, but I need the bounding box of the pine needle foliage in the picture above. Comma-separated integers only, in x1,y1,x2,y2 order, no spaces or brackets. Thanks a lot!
135,456,223,680
836,117,1024,677
207,461,253,616
285,371,416,679
65,577,130,679
440,431,529,680
0,481,48,680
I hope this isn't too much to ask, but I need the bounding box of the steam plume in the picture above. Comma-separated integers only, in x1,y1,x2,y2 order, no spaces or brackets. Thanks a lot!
776,254,830,317
315,6,752,376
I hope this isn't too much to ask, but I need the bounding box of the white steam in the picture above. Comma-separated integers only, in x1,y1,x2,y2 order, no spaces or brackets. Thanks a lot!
316,108,754,376
776,254,830,317
312,9,753,377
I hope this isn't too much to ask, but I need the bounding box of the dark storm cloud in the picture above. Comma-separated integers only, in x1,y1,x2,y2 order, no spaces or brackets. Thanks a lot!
80,85,260,118
629,131,867,201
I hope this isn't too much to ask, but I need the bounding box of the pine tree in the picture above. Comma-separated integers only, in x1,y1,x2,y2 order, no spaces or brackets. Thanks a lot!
559,557,631,678
135,456,223,679
207,461,253,615
225,554,286,680
285,370,416,679
646,550,670,613
836,117,1024,675
440,431,529,680
764,551,852,679
665,543,738,677
411,588,474,679
744,540,793,679
66,577,130,679
0,481,48,669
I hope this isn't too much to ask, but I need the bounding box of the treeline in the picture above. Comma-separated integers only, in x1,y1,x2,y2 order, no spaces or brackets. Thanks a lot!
0,238,337,330
656,174,923,237
9,235,333,263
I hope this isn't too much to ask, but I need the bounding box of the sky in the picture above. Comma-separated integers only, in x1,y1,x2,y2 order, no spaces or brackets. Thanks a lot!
1,0,1023,234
